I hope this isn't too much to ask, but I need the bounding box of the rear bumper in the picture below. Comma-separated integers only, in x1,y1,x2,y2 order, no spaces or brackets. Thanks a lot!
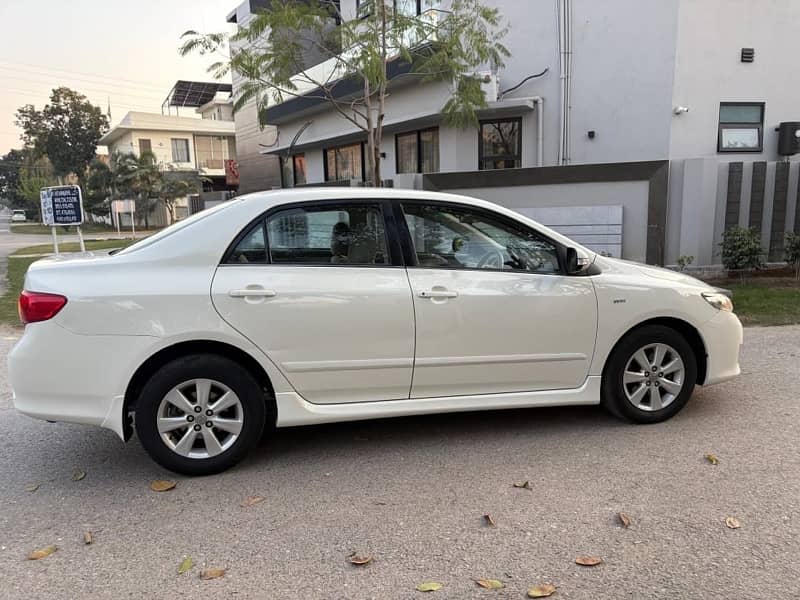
8,321,156,439
699,310,743,386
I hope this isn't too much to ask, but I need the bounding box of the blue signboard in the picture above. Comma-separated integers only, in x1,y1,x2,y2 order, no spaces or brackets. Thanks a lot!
40,185,84,226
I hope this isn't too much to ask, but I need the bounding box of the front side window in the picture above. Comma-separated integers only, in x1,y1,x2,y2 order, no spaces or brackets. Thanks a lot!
402,203,560,273
227,223,267,264
170,138,190,163
266,204,388,265
479,119,521,170
396,128,439,174
324,143,364,182
718,102,764,152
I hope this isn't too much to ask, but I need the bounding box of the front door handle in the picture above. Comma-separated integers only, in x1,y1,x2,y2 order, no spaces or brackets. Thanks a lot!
418,289,458,299
229,288,277,298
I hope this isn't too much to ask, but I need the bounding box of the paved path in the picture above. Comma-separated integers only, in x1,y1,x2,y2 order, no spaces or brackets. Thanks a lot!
0,325,798,599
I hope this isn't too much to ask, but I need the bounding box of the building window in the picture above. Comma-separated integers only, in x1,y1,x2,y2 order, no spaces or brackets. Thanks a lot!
356,0,373,18
396,128,439,174
170,138,190,163
718,102,764,153
138,139,152,155
324,143,364,182
394,0,422,16
479,119,522,170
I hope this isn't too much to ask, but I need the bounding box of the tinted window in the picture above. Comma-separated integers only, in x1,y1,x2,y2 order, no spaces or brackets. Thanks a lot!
266,204,388,265
227,223,266,264
403,203,560,273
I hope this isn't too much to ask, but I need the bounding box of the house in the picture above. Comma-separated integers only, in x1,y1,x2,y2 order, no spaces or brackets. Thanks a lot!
98,80,239,225
226,0,800,267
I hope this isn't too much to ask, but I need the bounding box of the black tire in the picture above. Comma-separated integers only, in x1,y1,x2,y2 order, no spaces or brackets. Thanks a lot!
135,354,266,476
601,325,697,424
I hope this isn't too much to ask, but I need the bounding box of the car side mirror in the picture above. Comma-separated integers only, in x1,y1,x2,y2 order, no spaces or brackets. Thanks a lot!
566,247,581,275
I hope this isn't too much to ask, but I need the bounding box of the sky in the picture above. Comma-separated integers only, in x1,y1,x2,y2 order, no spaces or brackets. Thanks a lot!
0,0,239,155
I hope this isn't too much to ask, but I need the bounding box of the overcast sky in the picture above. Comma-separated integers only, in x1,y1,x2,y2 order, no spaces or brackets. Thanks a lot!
0,0,239,155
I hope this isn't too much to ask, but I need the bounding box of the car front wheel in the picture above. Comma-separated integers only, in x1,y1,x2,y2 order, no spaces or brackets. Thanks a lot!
135,354,266,475
602,325,697,423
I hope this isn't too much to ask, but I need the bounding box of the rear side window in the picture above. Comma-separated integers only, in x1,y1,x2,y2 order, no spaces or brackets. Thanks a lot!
266,204,389,265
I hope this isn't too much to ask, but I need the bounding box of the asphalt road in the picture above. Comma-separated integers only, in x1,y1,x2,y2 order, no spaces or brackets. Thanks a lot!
0,325,799,600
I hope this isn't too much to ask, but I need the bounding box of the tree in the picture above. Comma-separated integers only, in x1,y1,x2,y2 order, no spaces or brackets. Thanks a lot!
0,149,27,208
158,172,200,223
111,151,161,228
84,158,114,219
15,87,109,182
17,156,57,221
180,0,509,185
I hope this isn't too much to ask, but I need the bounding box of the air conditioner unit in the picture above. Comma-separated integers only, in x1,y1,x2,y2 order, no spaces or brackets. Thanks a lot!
382,179,394,188
477,71,499,103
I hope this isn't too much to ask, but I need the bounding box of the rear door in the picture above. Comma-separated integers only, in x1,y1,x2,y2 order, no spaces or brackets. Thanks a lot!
211,199,415,404
399,200,598,399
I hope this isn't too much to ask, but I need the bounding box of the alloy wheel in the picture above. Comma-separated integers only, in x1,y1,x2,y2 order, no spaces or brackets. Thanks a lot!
622,343,685,411
156,378,244,459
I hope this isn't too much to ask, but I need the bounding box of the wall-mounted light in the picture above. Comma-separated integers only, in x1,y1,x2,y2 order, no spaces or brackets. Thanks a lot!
673,106,690,115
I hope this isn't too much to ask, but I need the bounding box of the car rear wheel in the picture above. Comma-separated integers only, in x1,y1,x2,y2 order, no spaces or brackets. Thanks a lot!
135,354,266,475
602,325,697,423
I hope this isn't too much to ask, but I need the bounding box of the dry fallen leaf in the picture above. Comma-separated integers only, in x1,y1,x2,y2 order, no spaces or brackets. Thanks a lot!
150,480,177,492
725,516,741,529
178,556,193,574
513,481,533,490
617,512,632,528
200,567,226,580
348,554,373,566
241,495,266,507
83,532,93,545
483,513,496,527
705,453,719,465
416,582,443,592
528,583,557,598
28,545,57,560
25,484,40,493
476,579,504,589
72,469,86,481
575,556,603,566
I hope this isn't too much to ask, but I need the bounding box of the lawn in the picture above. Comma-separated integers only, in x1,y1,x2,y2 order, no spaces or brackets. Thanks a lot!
0,239,137,326
726,280,800,326
10,222,122,235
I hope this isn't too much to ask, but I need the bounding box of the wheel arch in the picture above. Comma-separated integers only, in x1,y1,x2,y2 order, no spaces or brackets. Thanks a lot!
122,340,277,441
603,317,708,385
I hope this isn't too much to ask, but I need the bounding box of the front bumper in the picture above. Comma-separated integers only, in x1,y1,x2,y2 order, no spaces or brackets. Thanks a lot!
699,310,743,386
8,321,156,440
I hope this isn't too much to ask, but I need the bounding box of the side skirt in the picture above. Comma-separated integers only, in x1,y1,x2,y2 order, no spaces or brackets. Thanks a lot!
275,376,602,427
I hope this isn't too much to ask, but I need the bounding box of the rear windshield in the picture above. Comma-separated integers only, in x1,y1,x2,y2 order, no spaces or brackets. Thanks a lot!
115,200,239,255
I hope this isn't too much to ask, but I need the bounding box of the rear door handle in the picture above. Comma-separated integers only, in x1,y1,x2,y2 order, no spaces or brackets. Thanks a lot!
229,288,277,298
418,290,458,299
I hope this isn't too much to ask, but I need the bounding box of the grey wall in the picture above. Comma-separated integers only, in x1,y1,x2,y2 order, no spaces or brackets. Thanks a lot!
669,0,800,161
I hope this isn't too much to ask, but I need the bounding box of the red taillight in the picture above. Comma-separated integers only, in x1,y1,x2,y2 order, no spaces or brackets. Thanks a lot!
18,290,67,324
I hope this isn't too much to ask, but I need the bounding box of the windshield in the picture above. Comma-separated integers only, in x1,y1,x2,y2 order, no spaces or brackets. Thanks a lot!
115,200,239,255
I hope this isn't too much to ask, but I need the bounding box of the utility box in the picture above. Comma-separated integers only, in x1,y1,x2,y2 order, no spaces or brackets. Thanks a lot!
777,121,800,156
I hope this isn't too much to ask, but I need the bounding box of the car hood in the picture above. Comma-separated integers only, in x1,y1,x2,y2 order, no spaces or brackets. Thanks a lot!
596,256,714,290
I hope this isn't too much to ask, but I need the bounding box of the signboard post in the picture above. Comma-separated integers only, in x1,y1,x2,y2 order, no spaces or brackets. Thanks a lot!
40,185,85,254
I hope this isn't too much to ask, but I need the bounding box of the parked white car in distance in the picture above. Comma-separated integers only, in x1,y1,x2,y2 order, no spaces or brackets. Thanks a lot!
8,189,743,475
11,209,26,222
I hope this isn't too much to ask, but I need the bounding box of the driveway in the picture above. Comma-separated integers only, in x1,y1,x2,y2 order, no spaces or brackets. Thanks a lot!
0,325,798,599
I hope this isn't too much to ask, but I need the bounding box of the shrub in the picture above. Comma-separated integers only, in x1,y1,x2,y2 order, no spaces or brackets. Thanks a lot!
677,255,694,272
720,226,763,272
786,232,800,280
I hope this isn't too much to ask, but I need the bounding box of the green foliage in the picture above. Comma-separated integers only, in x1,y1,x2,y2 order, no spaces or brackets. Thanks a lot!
785,232,800,279
14,87,109,180
84,158,114,217
17,156,57,221
180,0,509,184
677,255,694,272
720,226,764,271
0,149,28,208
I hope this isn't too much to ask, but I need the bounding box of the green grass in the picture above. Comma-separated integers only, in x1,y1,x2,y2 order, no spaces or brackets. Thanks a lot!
727,281,800,326
10,222,121,235
0,239,137,326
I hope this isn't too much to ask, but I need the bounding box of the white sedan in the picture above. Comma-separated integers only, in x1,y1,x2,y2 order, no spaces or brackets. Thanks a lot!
9,189,742,475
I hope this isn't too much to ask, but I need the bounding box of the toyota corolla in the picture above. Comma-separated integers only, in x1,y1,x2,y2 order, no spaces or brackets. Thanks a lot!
8,189,742,475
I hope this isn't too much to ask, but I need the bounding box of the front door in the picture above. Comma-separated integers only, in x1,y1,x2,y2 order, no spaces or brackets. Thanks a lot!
400,201,598,399
212,200,415,404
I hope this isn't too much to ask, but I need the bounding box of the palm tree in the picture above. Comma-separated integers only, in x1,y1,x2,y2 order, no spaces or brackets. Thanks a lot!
111,151,161,228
